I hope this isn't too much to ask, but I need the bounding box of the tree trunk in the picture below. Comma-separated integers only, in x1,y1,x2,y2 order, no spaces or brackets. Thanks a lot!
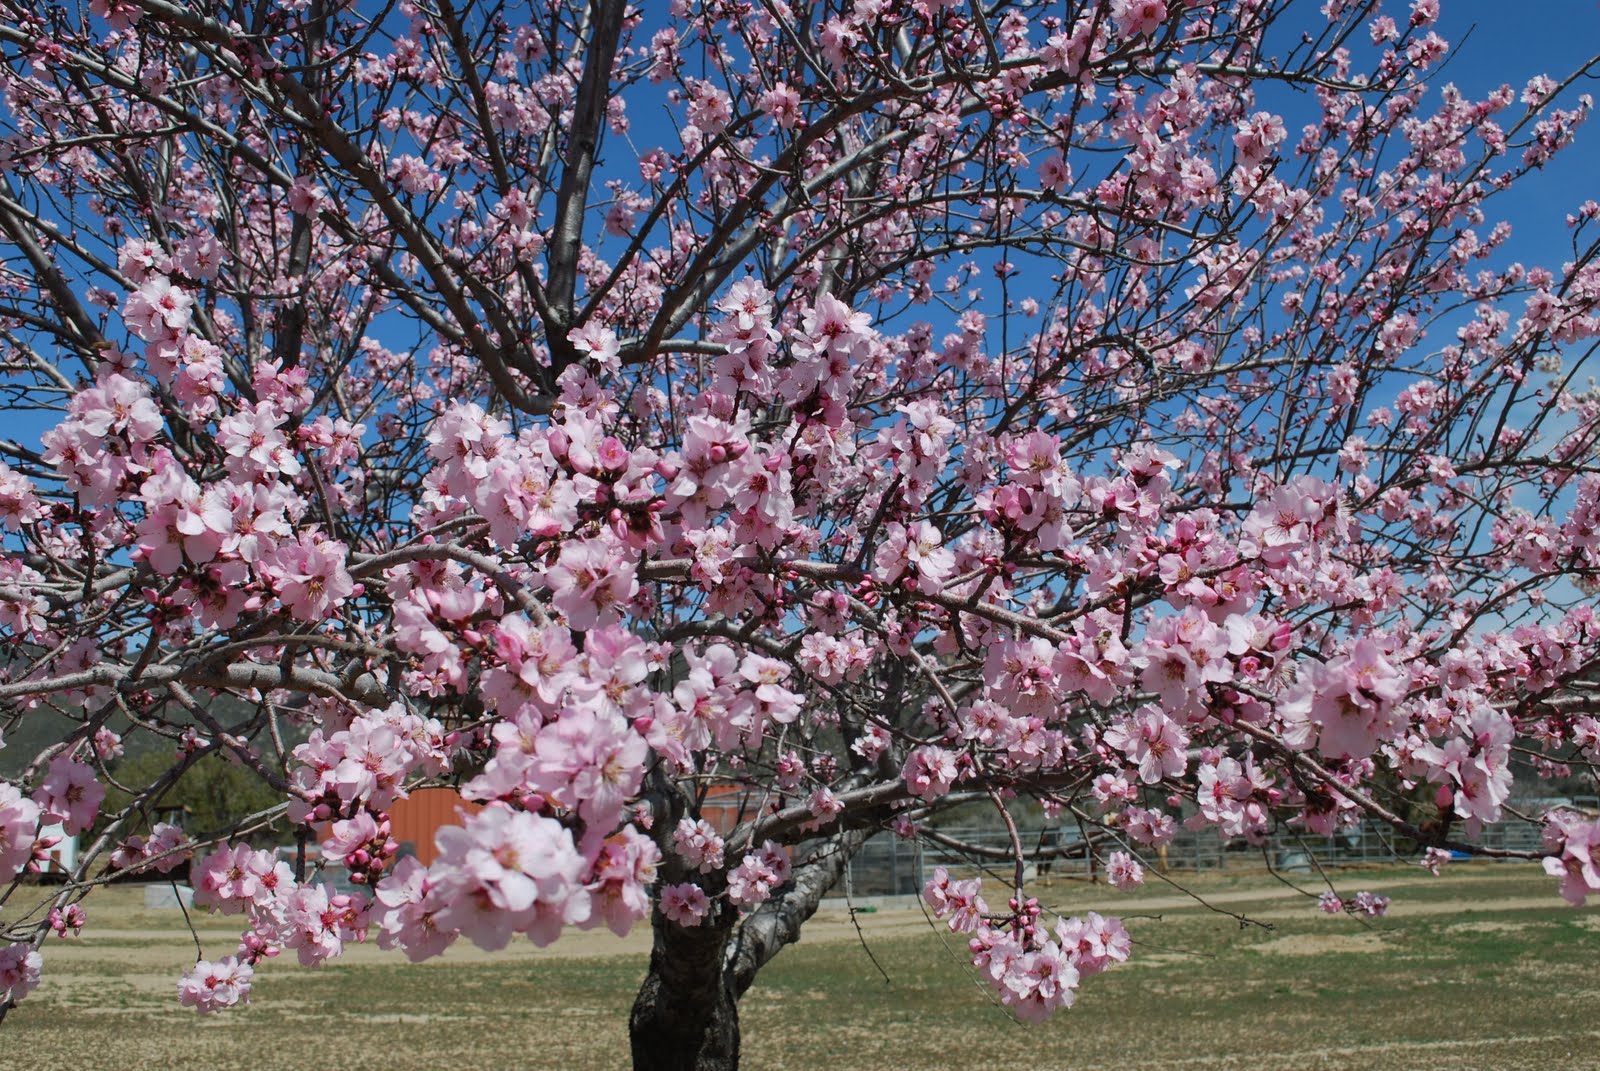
628,906,740,1071
627,829,871,1070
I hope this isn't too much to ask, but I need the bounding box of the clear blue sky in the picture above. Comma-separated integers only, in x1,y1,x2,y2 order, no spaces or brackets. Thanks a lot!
5,4,1599,455
1435,2,1600,261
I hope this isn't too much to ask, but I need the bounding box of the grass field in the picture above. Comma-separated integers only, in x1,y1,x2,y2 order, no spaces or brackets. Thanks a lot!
6,864,1598,1070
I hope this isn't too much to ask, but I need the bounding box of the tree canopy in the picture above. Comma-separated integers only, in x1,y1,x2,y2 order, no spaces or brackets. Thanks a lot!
1,1,1599,1067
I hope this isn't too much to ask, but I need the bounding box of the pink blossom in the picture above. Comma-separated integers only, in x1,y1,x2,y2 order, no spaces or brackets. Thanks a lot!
1122,806,1178,847
143,823,192,874
269,536,355,622
903,746,959,801
374,856,457,963
288,177,326,215
1054,912,1131,977
998,942,1079,1023
802,787,844,830
1349,891,1390,918
1106,851,1144,891
280,883,348,967
585,827,660,937
49,903,87,937
177,955,253,1013
725,854,776,909
0,783,41,883
0,944,44,1005
0,462,42,530
672,818,725,873
526,708,648,832
177,233,223,279
660,882,710,927
192,844,288,915
726,841,790,910
1543,811,1600,906
546,537,638,631
74,371,164,442
759,82,802,129
123,276,193,340
36,756,105,836
429,806,591,950
1111,0,1167,38
923,867,988,934
1103,707,1189,785
568,323,621,373
216,402,302,478
685,80,732,134
321,811,381,866
873,521,955,594
1278,639,1407,760
1233,111,1286,166
1420,847,1451,876
800,294,872,358
117,237,165,281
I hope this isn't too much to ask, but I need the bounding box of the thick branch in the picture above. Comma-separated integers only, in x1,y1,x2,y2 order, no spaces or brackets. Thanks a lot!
726,827,870,998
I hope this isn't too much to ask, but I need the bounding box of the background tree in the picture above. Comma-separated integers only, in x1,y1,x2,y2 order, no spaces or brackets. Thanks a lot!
102,749,286,848
1,1,1600,1067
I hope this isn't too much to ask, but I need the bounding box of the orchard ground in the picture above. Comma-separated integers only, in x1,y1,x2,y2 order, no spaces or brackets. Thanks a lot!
8,863,1596,1070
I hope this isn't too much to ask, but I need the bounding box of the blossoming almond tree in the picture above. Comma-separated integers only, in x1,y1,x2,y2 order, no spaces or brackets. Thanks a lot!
1,0,1599,1066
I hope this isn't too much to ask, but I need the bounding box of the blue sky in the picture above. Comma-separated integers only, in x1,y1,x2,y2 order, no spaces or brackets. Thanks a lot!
1435,2,1600,259
5,4,1599,456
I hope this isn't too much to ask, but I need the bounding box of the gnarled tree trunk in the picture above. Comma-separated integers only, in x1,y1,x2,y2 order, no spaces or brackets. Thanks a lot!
628,829,870,1070
629,905,742,1071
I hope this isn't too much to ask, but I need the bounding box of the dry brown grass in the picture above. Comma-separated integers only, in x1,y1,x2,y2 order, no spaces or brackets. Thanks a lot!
6,864,1598,1070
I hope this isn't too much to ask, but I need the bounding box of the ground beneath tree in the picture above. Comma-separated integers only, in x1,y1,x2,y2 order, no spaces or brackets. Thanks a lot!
25,864,1562,966
8,864,1597,1070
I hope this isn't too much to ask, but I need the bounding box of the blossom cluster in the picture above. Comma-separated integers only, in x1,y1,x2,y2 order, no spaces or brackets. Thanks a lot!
371,807,658,958
0,944,43,1006
108,823,192,875
1542,810,1600,906
1317,890,1391,917
924,868,1129,1022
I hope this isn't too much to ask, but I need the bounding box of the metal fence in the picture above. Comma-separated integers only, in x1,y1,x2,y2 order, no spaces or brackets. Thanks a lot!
830,800,1596,899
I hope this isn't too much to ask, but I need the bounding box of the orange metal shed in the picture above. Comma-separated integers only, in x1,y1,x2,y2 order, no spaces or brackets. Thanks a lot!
388,787,482,866
699,783,760,836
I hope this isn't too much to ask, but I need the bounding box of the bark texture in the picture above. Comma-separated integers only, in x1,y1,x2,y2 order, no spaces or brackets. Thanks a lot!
629,908,740,1071
628,829,870,1071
